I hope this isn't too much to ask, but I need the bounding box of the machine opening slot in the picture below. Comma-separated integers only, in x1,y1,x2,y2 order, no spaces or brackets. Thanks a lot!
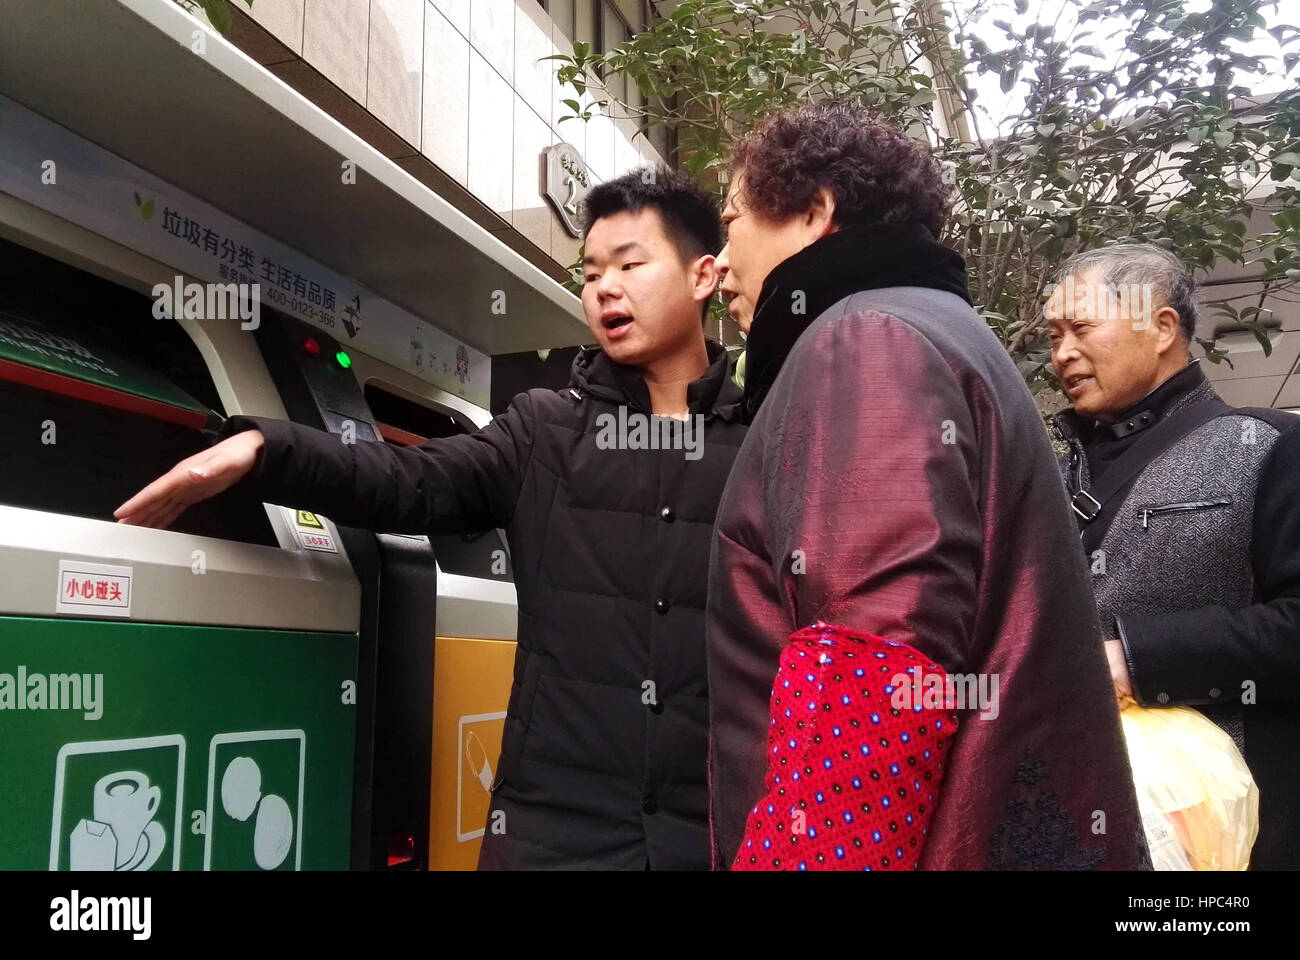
363,383,466,442
362,383,513,582
0,237,277,547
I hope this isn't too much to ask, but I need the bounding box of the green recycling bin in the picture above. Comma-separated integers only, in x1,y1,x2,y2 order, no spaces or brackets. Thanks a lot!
0,236,363,871
1,617,355,871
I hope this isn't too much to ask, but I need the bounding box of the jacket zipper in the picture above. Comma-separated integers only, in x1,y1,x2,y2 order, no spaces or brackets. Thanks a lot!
1137,498,1232,529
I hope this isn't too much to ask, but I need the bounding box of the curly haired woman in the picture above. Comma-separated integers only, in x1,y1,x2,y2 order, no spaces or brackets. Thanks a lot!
705,101,1151,871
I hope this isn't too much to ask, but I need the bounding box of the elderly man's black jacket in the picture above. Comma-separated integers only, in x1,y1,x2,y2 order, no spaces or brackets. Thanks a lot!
1056,362,1300,870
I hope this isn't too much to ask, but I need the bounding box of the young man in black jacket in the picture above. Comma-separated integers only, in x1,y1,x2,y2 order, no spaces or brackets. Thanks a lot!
116,169,749,870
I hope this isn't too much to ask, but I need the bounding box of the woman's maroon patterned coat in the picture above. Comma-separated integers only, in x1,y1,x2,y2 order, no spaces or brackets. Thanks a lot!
706,224,1151,870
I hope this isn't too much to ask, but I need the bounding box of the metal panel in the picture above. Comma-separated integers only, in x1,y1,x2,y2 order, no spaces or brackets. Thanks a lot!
0,0,586,356
0,505,359,633
434,572,518,641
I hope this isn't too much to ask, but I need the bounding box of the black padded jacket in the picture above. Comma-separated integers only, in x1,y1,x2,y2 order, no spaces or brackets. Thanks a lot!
222,342,747,869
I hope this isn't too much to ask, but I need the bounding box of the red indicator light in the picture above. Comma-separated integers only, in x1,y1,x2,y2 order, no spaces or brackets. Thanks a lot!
303,338,321,357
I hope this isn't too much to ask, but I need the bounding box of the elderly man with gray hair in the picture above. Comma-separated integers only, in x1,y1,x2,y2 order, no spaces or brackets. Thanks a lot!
1047,242,1300,869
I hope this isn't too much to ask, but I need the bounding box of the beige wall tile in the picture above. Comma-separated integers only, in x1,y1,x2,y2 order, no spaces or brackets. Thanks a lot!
512,100,553,256
638,138,665,172
303,0,370,103
614,116,644,178
421,2,470,186
583,103,615,183
551,227,583,286
368,0,424,148
468,49,514,215
551,74,590,281
551,112,584,169
551,17,606,168
245,0,305,55
469,0,515,86
611,0,644,28
515,0,554,122
549,112,581,168
427,0,468,37
548,18,586,149
269,58,413,158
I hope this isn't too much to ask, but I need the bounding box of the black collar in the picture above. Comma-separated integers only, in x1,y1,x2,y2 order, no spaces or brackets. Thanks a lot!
570,340,742,419
1059,361,1206,442
741,222,971,421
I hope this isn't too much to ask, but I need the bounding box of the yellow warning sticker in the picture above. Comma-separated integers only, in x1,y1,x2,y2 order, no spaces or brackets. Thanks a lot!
296,510,324,529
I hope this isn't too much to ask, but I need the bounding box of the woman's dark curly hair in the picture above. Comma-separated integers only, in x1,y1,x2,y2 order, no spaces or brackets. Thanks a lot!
731,101,950,238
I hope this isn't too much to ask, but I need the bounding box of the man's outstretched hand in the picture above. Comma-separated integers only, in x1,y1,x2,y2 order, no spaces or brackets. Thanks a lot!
114,429,265,530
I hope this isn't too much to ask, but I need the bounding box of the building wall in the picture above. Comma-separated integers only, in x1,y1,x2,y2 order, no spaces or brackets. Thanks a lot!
221,0,666,279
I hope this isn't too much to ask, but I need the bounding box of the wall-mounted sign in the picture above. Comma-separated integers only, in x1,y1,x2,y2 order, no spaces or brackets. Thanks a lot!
0,95,491,408
542,144,592,239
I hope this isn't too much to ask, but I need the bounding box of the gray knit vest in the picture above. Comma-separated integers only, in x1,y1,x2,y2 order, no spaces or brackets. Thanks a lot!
1056,379,1283,751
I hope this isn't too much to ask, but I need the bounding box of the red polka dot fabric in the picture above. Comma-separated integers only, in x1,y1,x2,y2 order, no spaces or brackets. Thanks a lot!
732,622,958,871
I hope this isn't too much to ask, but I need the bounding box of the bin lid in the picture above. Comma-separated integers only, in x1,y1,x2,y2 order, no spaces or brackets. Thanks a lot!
0,308,212,428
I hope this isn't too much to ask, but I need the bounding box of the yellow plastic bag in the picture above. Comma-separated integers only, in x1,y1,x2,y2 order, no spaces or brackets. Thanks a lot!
1118,702,1259,870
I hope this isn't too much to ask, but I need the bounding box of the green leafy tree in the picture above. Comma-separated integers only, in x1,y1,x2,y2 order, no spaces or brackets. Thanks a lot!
551,0,1300,400
173,0,253,35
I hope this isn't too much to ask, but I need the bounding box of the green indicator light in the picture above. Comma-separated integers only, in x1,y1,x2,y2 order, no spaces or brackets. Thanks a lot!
335,350,352,369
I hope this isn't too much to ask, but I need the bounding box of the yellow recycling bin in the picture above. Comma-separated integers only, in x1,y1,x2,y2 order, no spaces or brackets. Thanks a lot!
429,636,517,870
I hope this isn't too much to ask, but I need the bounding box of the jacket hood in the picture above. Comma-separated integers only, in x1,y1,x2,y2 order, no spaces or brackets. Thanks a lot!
568,340,743,419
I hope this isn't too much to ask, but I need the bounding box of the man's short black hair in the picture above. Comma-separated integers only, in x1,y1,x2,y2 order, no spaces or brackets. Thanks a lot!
581,167,722,264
